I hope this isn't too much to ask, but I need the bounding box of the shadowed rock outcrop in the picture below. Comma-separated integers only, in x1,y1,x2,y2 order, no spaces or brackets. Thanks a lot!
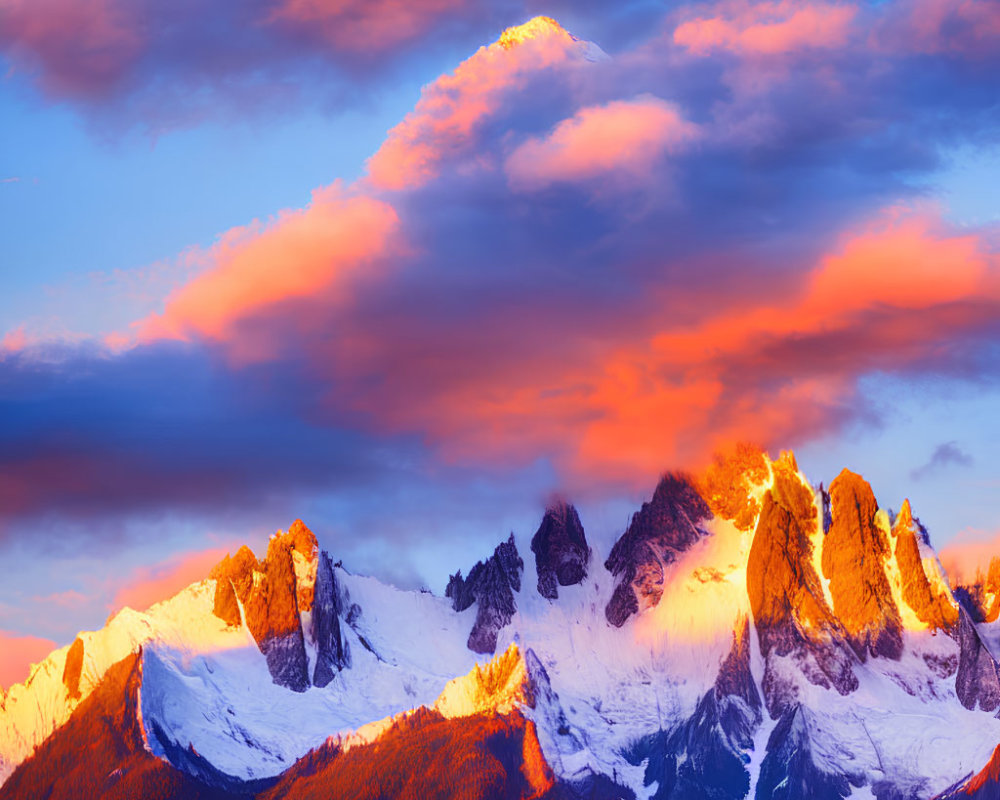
446,535,524,654
604,474,710,627
311,551,350,687
623,618,763,800
747,455,858,717
822,470,903,661
756,705,861,800
531,502,590,600
955,606,1000,711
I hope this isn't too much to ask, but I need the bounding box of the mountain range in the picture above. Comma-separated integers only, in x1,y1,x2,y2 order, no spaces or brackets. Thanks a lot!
2,446,1000,799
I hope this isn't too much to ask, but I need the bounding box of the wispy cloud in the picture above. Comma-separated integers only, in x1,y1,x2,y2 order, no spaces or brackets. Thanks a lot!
911,441,975,481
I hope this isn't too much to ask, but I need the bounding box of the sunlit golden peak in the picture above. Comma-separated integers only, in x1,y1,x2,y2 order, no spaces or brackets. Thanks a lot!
775,449,798,473
498,16,569,49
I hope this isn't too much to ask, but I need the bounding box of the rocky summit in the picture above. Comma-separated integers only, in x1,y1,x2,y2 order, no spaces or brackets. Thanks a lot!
5,447,1000,800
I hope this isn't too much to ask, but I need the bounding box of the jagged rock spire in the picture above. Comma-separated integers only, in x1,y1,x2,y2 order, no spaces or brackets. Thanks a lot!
823,469,903,661
530,501,590,600
604,473,710,627
446,534,524,654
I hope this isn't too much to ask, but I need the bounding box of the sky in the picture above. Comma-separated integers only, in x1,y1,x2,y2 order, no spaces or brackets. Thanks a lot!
1,0,999,687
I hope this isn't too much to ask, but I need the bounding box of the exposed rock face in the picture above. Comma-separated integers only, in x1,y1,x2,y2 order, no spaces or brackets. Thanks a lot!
604,474,710,627
955,606,1000,711
245,533,311,692
891,500,958,632
756,705,861,800
210,545,257,627
699,442,770,532
531,502,590,600
209,522,321,692
747,457,858,717
62,637,84,701
446,534,524,654
311,551,350,687
823,469,903,661
287,519,318,613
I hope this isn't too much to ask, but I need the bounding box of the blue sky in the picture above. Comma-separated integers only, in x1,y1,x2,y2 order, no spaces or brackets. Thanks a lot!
1,0,999,676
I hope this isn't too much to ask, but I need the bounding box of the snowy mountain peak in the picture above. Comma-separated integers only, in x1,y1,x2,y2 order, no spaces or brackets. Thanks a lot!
6,451,1000,798
497,16,570,50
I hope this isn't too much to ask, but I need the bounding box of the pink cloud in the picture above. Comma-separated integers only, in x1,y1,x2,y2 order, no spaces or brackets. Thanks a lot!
876,0,1000,56
108,546,233,614
0,326,28,355
138,185,400,352
673,1,857,56
505,95,699,191
0,630,57,690
366,16,598,191
0,0,141,97
939,529,1000,586
267,0,468,51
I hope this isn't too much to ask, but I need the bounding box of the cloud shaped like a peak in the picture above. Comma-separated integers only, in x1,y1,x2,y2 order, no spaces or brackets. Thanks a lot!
366,15,604,191
3,5,1000,545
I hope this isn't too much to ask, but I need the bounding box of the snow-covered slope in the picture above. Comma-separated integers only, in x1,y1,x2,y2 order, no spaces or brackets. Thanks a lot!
3,448,1000,799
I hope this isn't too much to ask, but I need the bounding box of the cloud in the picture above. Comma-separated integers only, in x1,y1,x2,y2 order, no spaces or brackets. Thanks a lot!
0,630,57,690
0,327,29,356
939,528,1000,586
138,186,400,353
910,441,975,481
0,0,142,98
0,0,501,129
874,0,1000,57
108,546,233,613
673,1,857,56
266,0,469,52
505,95,698,191
3,5,1000,592
366,16,600,191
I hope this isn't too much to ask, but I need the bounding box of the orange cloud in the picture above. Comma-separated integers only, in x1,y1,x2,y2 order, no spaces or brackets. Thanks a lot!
139,185,399,351
353,206,998,487
806,210,987,313
505,95,699,191
0,630,57,690
366,16,597,191
267,0,467,51
939,529,1000,586
109,546,233,614
673,1,857,56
